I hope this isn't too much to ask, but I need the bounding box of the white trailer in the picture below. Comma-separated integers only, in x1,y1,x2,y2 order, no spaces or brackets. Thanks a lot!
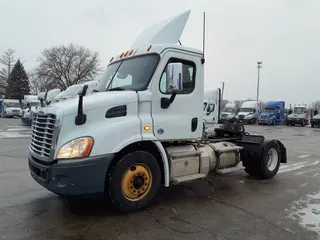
28,11,287,213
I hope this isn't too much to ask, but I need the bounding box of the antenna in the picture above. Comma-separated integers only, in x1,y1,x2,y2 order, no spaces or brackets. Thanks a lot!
201,12,206,64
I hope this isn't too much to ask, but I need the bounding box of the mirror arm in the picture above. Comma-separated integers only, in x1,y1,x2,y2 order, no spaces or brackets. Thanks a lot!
169,92,177,104
75,85,88,125
161,92,177,109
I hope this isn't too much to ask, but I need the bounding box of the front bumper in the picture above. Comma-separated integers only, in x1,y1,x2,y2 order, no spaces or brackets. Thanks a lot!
6,112,21,117
28,153,115,196
286,118,305,125
311,119,320,126
236,118,251,123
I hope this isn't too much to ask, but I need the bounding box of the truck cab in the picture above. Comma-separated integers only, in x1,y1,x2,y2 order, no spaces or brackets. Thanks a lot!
236,100,261,124
310,105,320,128
219,103,238,123
203,88,220,129
258,101,285,125
21,95,41,125
28,10,287,213
286,104,309,126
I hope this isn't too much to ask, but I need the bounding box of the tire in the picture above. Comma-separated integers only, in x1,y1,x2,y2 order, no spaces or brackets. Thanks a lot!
107,151,161,213
311,124,314,128
244,140,281,179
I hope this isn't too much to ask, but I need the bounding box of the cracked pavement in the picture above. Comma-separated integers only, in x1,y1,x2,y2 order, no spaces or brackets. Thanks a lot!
0,118,320,240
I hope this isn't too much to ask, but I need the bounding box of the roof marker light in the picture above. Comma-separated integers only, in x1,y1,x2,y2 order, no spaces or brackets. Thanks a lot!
109,57,114,62
120,52,124,58
129,50,134,55
124,51,129,57
147,45,152,51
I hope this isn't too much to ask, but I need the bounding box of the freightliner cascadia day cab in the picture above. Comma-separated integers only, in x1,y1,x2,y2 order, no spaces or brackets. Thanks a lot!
28,10,287,213
219,102,239,123
257,101,285,125
236,100,261,124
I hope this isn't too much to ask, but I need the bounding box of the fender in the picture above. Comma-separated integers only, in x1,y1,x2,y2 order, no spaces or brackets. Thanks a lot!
152,141,170,187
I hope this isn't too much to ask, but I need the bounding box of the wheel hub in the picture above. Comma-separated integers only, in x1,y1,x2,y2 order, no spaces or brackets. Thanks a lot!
121,163,152,201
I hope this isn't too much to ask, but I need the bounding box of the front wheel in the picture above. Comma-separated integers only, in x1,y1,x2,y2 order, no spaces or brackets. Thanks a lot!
107,151,161,213
244,140,281,179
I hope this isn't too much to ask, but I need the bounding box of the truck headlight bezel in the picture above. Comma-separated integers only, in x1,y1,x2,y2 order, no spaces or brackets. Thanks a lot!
56,136,94,159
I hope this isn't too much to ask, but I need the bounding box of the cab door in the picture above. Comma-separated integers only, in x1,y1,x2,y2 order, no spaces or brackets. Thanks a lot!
151,50,203,141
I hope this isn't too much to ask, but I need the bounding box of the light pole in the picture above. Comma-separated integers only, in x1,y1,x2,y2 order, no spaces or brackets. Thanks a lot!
220,81,225,100
256,61,262,101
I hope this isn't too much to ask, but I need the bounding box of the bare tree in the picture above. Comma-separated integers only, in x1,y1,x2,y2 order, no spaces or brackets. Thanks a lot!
36,43,101,90
28,70,58,94
0,49,16,93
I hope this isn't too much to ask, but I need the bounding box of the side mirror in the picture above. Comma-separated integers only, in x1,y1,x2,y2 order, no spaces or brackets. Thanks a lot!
165,63,183,93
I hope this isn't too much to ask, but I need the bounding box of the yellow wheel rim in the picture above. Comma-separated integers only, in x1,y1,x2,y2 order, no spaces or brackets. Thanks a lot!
121,163,152,201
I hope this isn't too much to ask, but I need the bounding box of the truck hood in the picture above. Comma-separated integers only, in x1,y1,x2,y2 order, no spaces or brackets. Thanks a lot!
45,91,138,116
220,112,235,117
313,114,320,119
238,112,252,116
259,112,274,118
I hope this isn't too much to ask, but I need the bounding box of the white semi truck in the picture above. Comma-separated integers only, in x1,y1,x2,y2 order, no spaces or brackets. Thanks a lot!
285,104,309,126
236,100,261,124
28,11,287,213
21,95,40,125
219,102,239,123
203,88,220,130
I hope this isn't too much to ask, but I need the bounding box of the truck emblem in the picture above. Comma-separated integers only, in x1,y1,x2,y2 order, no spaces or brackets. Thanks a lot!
157,128,164,135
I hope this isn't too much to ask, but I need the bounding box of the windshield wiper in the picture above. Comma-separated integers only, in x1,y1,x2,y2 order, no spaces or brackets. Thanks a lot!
107,87,127,91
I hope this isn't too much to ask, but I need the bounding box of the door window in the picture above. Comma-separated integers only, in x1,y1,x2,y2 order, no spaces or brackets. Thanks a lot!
159,59,196,94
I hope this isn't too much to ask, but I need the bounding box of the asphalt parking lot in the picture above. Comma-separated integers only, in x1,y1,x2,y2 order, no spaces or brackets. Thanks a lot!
0,118,319,240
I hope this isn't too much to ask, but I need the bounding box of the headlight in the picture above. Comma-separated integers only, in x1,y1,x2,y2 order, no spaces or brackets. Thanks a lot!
57,137,94,159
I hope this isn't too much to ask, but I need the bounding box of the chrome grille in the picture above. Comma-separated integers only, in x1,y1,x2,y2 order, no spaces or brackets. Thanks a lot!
30,113,56,158
221,114,228,118
238,115,245,119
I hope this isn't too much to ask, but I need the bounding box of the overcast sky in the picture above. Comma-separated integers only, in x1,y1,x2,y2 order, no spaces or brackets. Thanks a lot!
1,0,319,106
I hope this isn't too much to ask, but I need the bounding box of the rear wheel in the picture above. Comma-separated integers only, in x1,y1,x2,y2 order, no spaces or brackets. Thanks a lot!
244,140,281,179
107,151,161,213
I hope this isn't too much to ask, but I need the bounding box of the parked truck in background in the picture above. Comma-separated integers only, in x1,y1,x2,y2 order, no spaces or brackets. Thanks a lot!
0,99,21,118
310,104,320,128
219,102,239,123
21,95,41,125
28,10,287,213
285,104,309,126
203,88,220,130
51,81,98,104
257,101,285,125
236,100,261,124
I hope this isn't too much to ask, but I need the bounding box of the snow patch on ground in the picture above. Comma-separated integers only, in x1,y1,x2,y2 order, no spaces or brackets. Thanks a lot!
286,190,320,239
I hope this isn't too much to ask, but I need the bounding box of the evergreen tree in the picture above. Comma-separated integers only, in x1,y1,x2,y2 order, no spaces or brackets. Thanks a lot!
5,59,30,100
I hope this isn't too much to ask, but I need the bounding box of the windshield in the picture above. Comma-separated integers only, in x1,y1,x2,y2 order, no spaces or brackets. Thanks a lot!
294,107,305,114
264,108,275,113
26,102,40,108
5,102,20,108
240,108,253,113
96,54,160,92
223,108,236,113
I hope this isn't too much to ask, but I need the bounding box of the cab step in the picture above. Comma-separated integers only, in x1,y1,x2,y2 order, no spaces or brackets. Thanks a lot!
216,165,245,174
172,173,206,184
